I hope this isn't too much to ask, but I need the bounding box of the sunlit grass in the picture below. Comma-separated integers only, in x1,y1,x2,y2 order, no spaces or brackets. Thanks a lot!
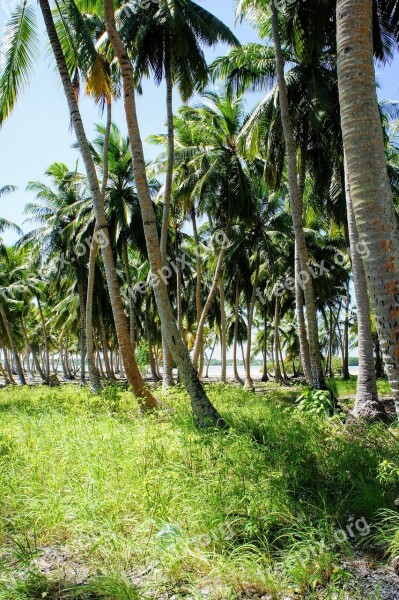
326,375,392,398
0,381,397,598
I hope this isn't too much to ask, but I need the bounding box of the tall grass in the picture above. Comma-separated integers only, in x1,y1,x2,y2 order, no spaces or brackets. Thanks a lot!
0,383,397,598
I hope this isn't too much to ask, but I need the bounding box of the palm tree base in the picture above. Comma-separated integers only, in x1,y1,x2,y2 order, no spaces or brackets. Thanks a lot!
351,399,388,422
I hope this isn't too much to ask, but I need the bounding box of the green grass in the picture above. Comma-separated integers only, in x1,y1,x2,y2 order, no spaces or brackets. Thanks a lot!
0,381,398,599
326,375,392,397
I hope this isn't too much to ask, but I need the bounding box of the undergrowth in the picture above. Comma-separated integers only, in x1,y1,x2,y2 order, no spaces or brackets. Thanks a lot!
0,382,398,599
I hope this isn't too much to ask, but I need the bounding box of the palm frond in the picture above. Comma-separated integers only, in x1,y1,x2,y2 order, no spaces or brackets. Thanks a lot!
0,0,39,126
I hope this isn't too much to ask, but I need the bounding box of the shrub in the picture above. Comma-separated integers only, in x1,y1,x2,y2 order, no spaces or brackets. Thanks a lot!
295,388,333,416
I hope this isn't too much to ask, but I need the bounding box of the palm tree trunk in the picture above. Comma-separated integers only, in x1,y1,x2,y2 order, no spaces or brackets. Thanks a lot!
21,316,47,383
327,308,334,378
104,0,222,426
374,336,385,379
296,143,313,385
191,208,205,378
345,156,384,417
160,50,174,266
97,299,114,380
2,343,15,384
87,100,112,392
39,0,157,410
77,279,86,384
244,256,260,390
122,234,136,349
337,0,399,416
341,287,350,380
162,346,175,388
295,249,313,384
158,52,175,390
145,297,160,383
192,237,228,369
175,230,185,341
206,338,217,379
271,7,324,389
273,294,283,384
0,304,25,385
37,297,50,380
59,338,68,379
233,277,244,385
279,339,288,382
0,349,10,385
86,236,101,391
261,309,269,382
219,277,227,383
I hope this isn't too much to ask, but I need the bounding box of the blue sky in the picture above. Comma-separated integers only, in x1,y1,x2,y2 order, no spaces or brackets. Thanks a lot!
0,0,398,245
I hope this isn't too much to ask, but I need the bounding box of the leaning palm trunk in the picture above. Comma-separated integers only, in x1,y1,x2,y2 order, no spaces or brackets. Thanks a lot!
271,8,324,389
87,100,112,392
219,277,227,383
191,209,205,378
244,257,260,390
39,0,157,409
162,347,174,388
337,0,399,416
104,0,222,426
206,338,217,379
192,239,228,369
273,295,283,384
0,304,25,385
233,277,244,385
345,157,385,418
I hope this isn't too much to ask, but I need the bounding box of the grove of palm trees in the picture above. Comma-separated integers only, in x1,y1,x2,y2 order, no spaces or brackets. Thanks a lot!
0,0,399,597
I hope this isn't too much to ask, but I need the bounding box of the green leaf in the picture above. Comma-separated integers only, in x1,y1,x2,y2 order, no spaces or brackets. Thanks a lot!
0,0,39,126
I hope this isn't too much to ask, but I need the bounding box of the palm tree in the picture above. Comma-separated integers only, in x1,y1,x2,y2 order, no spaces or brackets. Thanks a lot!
39,0,158,408
344,160,384,417
0,0,157,407
218,6,329,389
337,0,399,416
0,186,23,247
165,91,256,372
104,0,223,427
0,247,29,385
121,0,238,389
122,0,238,261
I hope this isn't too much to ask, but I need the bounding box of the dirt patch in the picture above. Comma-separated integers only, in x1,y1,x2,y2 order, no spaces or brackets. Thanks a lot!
342,554,399,599
31,545,92,584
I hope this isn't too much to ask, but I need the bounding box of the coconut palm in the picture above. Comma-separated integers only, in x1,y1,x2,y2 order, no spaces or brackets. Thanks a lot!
119,0,238,388
0,0,157,407
337,0,399,416
160,90,257,373
234,1,327,389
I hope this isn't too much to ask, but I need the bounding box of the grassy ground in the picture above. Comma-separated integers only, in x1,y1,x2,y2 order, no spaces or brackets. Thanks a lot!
325,376,392,398
0,381,398,599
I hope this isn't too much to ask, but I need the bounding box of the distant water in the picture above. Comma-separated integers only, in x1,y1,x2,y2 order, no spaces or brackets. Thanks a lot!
203,365,359,379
